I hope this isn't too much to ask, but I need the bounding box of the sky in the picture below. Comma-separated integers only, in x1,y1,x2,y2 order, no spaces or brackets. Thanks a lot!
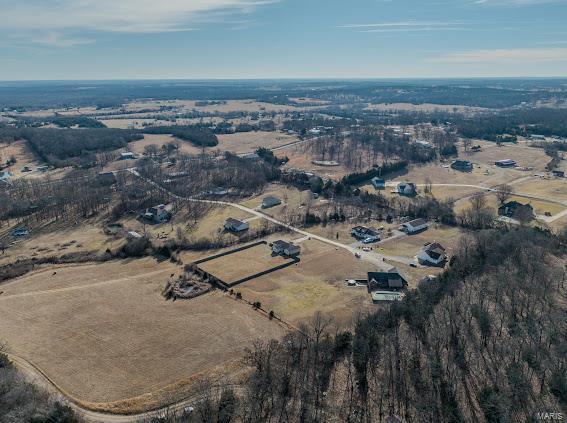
0,0,566,80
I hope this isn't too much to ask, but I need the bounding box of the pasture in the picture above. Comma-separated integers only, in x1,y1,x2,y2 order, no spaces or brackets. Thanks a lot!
0,259,284,413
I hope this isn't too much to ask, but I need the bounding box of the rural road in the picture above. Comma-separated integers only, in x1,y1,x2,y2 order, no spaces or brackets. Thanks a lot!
124,169,396,271
7,353,218,423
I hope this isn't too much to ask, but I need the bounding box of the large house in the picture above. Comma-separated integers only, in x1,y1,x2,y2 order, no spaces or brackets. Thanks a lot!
272,240,301,257
417,242,447,266
400,218,429,234
397,182,417,196
498,201,534,221
224,218,250,233
371,177,385,190
495,159,517,168
141,204,170,224
351,226,380,243
367,270,407,291
262,196,282,209
451,160,473,172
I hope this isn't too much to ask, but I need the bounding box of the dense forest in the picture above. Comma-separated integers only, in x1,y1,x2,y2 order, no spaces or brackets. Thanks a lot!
142,126,219,147
0,127,142,167
142,228,566,423
453,108,567,140
2,79,566,110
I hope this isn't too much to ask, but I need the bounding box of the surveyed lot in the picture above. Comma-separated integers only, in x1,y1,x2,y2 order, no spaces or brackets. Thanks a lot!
0,259,284,413
198,242,295,285
236,239,376,326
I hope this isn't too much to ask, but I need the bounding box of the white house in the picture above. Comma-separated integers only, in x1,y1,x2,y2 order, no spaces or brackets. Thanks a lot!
401,218,428,234
417,242,447,266
224,218,249,233
397,182,417,196
272,240,301,257
120,152,135,161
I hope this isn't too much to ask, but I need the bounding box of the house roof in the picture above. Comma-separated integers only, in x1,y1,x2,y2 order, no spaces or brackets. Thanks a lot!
262,196,281,205
423,242,446,260
368,271,407,286
225,217,247,227
499,201,533,210
407,218,428,227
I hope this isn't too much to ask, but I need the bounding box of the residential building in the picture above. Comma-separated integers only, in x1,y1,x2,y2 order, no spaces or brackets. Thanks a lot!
272,240,301,257
351,226,380,243
400,218,429,234
498,201,534,221
120,152,135,161
397,182,417,196
371,177,385,190
11,227,29,237
224,218,250,233
451,160,473,172
262,196,282,209
141,204,170,224
367,270,408,291
417,242,448,266
495,159,517,168
371,291,405,302
208,187,229,196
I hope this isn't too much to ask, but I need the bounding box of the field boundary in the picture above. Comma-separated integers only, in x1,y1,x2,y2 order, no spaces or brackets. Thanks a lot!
188,240,300,289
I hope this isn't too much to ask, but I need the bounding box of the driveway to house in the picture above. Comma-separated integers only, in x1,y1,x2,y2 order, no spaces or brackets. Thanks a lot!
123,169,397,271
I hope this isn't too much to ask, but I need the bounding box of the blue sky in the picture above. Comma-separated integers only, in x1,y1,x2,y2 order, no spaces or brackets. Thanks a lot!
0,0,566,80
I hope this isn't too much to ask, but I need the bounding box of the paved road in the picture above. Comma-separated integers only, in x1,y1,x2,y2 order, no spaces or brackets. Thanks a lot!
124,169,396,270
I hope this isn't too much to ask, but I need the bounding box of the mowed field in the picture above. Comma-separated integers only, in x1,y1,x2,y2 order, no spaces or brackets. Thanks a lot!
216,131,299,154
198,242,294,285
235,239,377,327
0,259,285,413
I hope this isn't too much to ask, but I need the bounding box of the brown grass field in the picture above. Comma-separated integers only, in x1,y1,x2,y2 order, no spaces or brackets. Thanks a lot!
198,242,293,284
235,238,378,327
216,131,299,154
0,259,285,413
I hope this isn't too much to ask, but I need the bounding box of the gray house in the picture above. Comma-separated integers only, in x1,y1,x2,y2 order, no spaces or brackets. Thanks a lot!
262,196,282,209
272,240,301,257
224,218,250,233
367,270,408,291
141,204,170,224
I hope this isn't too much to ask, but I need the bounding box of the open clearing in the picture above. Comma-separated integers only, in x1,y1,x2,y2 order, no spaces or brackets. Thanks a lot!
198,242,294,285
0,259,284,413
216,131,299,154
236,239,378,326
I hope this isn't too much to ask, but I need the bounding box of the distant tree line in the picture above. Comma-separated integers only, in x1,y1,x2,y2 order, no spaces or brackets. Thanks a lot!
142,125,219,147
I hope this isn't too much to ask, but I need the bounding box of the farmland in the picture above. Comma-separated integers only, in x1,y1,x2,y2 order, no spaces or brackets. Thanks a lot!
0,259,285,413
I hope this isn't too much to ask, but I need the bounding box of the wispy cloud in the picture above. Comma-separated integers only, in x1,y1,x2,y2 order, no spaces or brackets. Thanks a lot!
338,21,465,33
28,32,94,48
0,0,279,46
431,47,567,63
